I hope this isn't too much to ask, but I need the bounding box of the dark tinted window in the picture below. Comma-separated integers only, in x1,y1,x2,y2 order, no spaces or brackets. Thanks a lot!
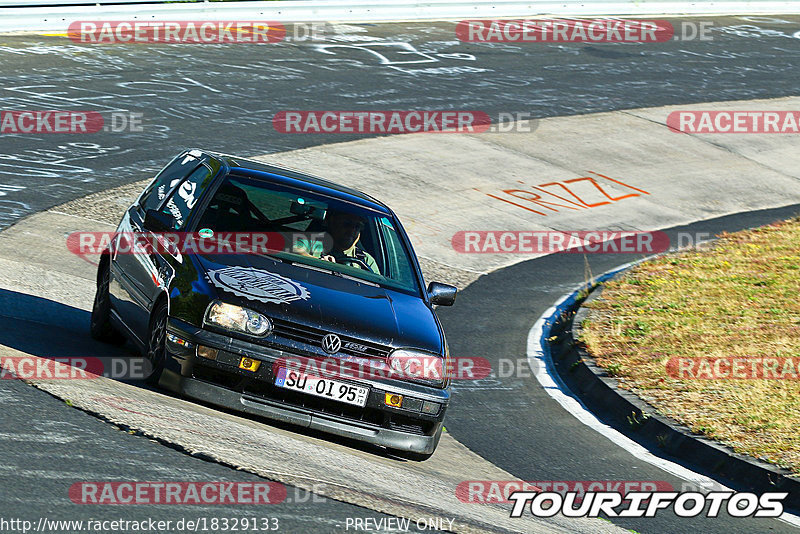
139,152,200,212
195,174,420,294
160,164,217,229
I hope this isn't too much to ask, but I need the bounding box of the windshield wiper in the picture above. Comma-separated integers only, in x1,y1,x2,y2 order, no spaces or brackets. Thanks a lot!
340,272,380,286
291,261,342,277
256,251,290,263
290,261,381,286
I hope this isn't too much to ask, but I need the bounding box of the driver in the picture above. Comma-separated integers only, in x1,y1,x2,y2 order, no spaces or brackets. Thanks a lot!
294,210,380,274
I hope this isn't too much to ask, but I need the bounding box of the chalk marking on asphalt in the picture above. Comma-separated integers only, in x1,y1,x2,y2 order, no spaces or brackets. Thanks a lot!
526,261,800,528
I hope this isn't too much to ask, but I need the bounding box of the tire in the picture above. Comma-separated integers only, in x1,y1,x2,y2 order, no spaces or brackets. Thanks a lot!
144,301,168,386
90,260,125,344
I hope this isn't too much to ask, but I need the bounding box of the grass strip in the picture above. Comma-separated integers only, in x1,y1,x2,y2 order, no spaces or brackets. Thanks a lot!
581,218,800,473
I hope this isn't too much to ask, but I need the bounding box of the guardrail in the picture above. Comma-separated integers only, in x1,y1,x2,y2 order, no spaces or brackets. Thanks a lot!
0,0,172,5
1,0,798,32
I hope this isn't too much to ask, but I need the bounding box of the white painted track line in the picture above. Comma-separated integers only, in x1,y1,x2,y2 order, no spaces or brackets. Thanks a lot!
526,268,800,528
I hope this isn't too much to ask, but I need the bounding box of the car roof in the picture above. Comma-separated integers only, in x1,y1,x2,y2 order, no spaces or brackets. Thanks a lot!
197,149,392,215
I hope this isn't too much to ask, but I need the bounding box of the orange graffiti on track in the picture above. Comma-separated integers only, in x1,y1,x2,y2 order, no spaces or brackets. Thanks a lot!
480,173,649,216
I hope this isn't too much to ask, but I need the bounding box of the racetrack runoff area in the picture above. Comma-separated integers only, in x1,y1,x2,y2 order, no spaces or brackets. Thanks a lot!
257,95,800,277
2,95,800,532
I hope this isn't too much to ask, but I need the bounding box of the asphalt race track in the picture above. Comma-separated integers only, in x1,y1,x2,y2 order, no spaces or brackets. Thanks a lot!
1,15,800,534
438,204,800,534
1,379,401,533
1,17,800,229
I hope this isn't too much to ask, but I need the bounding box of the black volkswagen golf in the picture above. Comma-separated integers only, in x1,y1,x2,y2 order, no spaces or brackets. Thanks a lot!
90,149,457,460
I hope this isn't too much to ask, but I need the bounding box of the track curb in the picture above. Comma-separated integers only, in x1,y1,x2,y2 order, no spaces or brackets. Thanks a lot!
538,258,800,511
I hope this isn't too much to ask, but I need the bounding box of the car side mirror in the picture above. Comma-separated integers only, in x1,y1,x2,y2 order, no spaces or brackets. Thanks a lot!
427,282,457,306
144,209,176,232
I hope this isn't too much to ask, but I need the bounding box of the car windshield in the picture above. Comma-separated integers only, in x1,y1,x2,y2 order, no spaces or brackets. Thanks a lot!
194,173,421,294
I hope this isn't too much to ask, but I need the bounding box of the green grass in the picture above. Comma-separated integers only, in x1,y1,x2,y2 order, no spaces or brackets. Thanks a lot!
581,218,800,473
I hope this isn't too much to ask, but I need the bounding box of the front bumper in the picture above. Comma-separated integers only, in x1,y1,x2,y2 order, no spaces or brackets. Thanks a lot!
162,318,448,454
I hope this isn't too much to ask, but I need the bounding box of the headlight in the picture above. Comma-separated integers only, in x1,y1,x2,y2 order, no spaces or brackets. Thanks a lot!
388,349,447,387
204,301,272,337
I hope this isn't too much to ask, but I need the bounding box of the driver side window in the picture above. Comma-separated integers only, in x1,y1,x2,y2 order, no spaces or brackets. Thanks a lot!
160,164,215,229
138,153,200,214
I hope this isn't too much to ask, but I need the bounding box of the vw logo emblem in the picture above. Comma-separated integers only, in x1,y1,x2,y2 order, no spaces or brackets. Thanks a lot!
321,334,341,354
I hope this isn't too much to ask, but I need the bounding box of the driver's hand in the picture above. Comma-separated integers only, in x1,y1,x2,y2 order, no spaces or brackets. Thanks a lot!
321,254,336,263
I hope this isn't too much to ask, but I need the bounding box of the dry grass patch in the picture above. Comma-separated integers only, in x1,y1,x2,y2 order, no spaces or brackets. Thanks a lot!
581,218,800,473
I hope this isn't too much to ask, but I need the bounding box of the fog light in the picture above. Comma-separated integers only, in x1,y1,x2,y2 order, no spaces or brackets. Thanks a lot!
421,401,440,415
384,393,403,408
196,345,218,360
239,357,261,372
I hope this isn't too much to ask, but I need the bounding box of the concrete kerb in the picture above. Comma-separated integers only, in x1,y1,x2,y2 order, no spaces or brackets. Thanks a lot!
533,246,800,512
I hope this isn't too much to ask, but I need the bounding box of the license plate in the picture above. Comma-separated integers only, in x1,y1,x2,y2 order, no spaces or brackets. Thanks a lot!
275,368,369,407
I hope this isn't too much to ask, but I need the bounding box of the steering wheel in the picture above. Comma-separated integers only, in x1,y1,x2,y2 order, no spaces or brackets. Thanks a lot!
338,256,372,271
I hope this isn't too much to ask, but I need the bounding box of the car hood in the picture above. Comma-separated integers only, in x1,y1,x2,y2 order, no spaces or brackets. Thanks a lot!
195,254,442,353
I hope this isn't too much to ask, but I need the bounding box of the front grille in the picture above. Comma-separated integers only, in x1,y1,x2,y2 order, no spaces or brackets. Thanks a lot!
271,318,392,360
388,414,430,436
243,380,433,436
192,366,243,389
192,363,435,437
